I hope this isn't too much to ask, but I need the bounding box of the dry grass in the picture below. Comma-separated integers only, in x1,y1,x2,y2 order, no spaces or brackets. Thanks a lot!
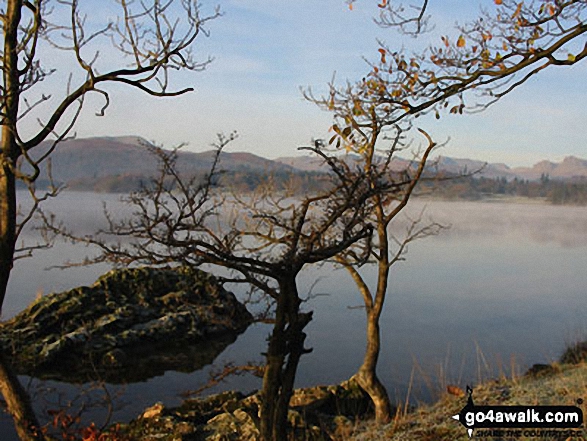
349,362,587,440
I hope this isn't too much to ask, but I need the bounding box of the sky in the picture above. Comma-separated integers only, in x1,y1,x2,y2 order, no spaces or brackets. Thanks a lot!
21,0,587,167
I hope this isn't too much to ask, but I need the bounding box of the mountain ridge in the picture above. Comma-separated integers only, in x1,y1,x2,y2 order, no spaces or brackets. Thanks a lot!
29,136,587,186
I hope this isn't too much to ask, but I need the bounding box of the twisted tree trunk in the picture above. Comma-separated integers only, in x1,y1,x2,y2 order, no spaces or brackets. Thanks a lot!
260,278,312,441
354,314,392,423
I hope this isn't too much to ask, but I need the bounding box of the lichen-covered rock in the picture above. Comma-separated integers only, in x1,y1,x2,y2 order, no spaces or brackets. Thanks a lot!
111,379,375,440
0,266,253,381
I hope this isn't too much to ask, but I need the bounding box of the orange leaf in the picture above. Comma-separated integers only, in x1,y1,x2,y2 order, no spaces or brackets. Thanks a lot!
348,2,353,10
447,385,465,397
494,0,503,4
378,0,388,7
457,35,466,48
378,48,387,64
548,4,556,16
513,2,523,19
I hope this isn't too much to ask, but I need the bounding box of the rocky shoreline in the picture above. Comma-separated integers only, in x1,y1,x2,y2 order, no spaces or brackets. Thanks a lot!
0,266,253,382
81,353,587,441
107,378,374,440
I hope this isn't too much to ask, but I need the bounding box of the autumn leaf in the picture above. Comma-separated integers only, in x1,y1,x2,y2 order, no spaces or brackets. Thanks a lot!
378,47,387,64
548,4,557,16
512,2,524,19
457,35,466,48
378,0,388,7
494,0,503,4
447,385,465,397
568,53,576,62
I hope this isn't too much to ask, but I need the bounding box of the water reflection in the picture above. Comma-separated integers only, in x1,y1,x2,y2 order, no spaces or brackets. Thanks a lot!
2,192,587,438
17,333,242,384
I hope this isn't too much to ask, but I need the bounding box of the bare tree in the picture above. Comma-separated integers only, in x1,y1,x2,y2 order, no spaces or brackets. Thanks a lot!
306,73,444,421
335,129,443,424
301,0,585,423
49,134,382,440
0,1,219,438
1,0,219,313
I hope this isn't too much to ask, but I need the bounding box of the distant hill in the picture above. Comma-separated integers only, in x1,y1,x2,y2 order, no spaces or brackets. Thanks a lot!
277,154,587,181
509,156,587,180
26,136,297,191
20,136,587,193
32,136,161,182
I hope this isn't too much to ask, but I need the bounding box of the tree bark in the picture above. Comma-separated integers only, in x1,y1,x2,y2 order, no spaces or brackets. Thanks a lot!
0,352,44,441
0,163,16,314
260,320,286,440
0,0,22,314
0,4,45,440
354,314,392,424
259,278,311,441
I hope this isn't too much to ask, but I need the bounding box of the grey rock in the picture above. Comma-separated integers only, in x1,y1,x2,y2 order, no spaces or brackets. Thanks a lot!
0,266,253,382
111,379,374,440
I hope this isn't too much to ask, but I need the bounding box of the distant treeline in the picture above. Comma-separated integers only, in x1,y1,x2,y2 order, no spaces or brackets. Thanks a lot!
420,174,587,205
18,170,587,205
18,169,328,194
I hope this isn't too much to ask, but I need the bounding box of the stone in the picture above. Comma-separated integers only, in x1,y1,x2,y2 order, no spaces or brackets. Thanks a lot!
112,379,375,440
525,363,558,378
290,385,331,410
142,402,165,419
0,266,253,382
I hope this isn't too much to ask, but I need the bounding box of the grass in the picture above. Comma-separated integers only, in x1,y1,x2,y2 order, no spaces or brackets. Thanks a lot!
349,356,587,441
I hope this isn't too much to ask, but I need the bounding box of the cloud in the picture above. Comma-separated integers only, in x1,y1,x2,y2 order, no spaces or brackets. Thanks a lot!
22,0,586,167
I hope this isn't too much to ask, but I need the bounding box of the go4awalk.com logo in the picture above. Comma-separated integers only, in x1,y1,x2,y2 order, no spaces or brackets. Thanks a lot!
451,387,584,438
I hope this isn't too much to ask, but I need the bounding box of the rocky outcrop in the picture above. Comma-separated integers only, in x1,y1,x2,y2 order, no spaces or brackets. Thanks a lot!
113,379,374,440
0,266,253,382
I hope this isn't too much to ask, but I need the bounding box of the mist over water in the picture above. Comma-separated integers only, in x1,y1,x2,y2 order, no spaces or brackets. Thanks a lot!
3,191,587,437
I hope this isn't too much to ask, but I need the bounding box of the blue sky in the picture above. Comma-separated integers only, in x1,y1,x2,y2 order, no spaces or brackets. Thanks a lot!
28,0,587,167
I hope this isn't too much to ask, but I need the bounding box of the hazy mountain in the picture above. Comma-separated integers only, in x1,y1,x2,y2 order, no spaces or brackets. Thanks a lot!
30,136,295,185
23,136,587,191
278,153,587,181
511,156,587,180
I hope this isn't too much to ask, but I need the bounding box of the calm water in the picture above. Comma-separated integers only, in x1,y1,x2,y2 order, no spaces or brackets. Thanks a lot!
2,191,587,437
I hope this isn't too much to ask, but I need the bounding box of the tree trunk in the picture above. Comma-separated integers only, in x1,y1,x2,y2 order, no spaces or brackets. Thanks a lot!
0,160,16,314
354,314,392,424
0,0,22,315
0,352,44,441
259,278,311,441
260,324,286,441
0,4,44,440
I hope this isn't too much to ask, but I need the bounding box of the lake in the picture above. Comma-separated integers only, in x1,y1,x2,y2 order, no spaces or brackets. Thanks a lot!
2,191,587,438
